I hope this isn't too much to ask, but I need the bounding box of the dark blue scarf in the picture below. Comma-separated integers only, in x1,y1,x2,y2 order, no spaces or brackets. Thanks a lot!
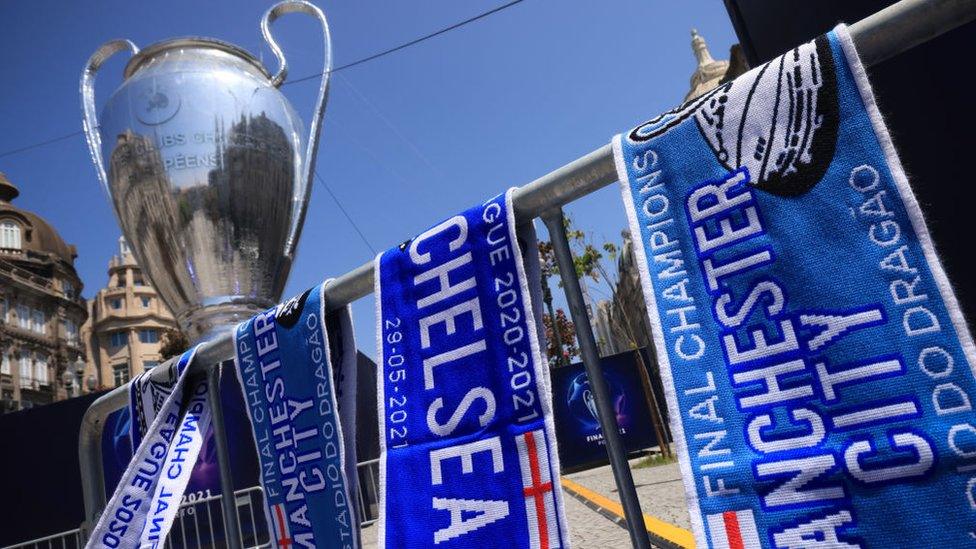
375,189,569,548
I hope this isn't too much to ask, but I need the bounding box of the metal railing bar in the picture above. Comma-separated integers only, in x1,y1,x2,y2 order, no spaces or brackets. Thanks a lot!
543,208,650,548
207,362,243,549
1,529,81,549
848,0,976,67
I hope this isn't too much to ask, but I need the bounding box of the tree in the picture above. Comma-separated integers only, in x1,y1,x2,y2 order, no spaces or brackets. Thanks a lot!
542,308,578,366
159,328,190,360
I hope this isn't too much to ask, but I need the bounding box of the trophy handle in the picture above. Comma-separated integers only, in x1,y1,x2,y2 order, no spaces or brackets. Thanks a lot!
260,0,333,258
80,39,139,193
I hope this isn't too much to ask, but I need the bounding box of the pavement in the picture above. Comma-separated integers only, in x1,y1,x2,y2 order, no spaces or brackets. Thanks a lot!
569,459,693,533
359,457,691,548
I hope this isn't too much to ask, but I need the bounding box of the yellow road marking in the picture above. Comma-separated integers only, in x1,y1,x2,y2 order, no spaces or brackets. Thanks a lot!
560,477,695,548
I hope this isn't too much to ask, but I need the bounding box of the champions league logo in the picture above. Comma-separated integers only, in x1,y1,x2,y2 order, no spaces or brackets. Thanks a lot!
135,85,180,126
566,372,628,433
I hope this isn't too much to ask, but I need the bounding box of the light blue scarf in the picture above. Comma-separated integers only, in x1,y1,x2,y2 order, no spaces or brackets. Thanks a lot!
616,25,976,548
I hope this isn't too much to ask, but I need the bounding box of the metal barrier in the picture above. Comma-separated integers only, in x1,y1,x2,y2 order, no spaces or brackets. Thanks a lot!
8,462,382,549
2,530,82,549
74,1,976,547
356,458,381,527
160,487,268,549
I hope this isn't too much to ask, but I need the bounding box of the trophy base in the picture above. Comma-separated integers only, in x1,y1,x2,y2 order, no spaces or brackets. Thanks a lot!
179,300,272,344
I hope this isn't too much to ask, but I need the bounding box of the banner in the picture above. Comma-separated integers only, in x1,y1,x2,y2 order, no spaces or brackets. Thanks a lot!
375,189,570,548
233,283,360,549
550,350,658,471
615,25,976,547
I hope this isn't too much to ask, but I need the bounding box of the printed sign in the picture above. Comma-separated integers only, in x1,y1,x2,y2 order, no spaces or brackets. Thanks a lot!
549,350,658,471
616,26,976,547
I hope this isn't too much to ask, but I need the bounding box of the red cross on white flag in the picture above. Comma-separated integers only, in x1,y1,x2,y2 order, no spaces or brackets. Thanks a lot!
516,429,561,549
707,509,761,549
272,503,293,549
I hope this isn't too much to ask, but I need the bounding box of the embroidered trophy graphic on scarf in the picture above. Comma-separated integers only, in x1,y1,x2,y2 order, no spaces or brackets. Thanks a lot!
616,25,976,547
375,189,569,548
233,283,361,549
87,347,211,549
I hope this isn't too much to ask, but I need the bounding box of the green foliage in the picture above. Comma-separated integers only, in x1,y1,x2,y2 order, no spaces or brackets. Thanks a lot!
159,328,190,360
542,308,578,366
633,452,677,469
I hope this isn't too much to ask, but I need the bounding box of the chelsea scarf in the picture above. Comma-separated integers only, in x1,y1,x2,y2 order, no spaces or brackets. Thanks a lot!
375,189,569,548
233,283,361,549
615,25,976,547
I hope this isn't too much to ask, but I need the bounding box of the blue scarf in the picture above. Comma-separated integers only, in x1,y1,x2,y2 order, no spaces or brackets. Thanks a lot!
616,25,976,547
233,283,360,549
375,189,569,548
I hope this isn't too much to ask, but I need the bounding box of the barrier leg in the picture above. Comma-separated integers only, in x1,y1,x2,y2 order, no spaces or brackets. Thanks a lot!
208,362,243,549
542,208,651,549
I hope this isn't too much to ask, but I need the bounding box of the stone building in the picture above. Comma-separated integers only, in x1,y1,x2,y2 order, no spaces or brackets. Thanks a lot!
684,29,748,102
0,173,88,411
82,237,178,390
607,230,653,353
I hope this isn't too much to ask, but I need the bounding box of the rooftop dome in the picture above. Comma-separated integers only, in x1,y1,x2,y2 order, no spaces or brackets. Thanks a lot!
0,172,78,264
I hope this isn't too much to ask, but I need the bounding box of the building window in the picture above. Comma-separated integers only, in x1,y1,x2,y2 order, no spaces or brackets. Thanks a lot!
32,309,45,334
141,296,151,308
63,280,75,298
17,304,29,330
0,220,21,250
19,352,31,388
134,276,146,287
112,364,130,387
143,360,160,370
111,298,122,310
139,329,159,344
1,353,9,375
110,331,127,348
34,354,48,386
63,319,79,344
1,295,8,320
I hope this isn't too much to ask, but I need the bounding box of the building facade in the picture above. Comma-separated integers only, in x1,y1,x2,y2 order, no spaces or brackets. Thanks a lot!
683,29,749,103
82,237,178,390
0,173,88,411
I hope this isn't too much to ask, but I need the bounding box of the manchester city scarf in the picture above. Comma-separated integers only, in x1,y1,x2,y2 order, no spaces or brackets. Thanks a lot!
375,189,570,548
615,25,976,547
88,347,209,549
233,283,361,549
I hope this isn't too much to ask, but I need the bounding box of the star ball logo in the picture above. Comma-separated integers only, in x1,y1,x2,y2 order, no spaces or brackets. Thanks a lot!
565,371,629,433
136,85,181,126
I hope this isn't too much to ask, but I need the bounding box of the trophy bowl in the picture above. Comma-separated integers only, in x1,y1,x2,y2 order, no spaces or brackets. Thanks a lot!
81,1,331,342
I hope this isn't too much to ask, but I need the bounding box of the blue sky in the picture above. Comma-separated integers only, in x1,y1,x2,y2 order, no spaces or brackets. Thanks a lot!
0,0,736,350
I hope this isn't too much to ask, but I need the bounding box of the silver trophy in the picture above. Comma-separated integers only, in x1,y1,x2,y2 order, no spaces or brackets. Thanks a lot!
81,0,331,341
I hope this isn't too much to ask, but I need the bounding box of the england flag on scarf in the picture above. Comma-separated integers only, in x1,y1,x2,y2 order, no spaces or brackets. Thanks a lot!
706,510,760,549
516,430,561,549
270,503,292,549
